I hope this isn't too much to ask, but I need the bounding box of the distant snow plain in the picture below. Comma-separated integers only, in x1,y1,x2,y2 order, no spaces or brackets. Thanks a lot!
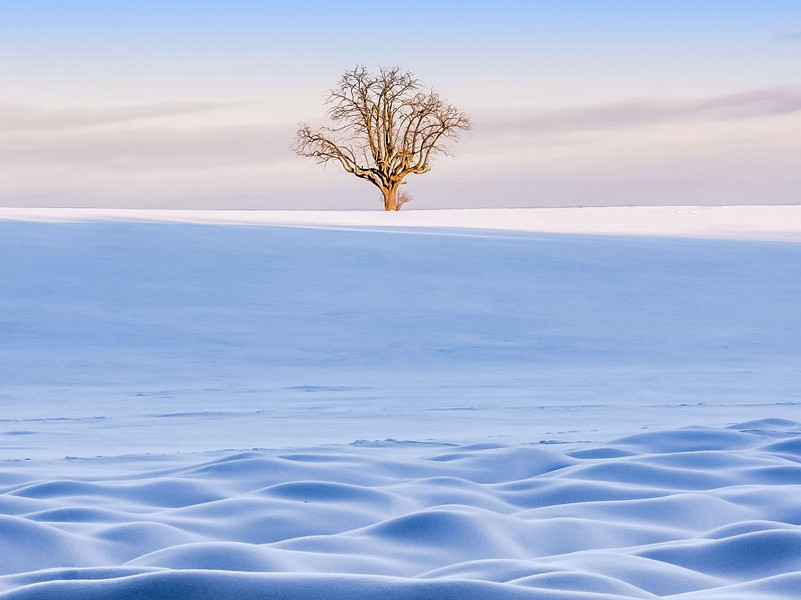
0,206,800,599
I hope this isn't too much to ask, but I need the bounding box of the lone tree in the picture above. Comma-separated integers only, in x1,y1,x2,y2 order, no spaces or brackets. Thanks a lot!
295,66,471,211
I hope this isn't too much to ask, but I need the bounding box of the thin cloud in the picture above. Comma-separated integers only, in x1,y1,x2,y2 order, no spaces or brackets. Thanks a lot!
0,125,294,169
480,86,801,138
0,103,233,132
777,30,801,41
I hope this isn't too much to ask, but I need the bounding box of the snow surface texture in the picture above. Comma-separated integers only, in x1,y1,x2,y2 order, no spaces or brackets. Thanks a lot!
1,420,801,599
1,208,800,598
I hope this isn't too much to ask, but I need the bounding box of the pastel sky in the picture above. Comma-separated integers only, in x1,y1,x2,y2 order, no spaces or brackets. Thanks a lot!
1,0,799,209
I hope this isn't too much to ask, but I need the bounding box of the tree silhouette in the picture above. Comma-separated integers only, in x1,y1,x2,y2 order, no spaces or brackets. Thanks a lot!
295,66,470,211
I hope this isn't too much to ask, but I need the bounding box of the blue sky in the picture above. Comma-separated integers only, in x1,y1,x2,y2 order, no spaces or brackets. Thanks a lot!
1,1,799,208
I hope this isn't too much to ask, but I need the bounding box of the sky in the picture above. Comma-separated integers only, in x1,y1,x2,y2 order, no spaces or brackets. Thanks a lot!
0,0,799,210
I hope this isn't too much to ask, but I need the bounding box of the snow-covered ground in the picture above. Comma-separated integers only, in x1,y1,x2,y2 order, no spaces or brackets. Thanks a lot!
2,205,801,241
0,207,800,598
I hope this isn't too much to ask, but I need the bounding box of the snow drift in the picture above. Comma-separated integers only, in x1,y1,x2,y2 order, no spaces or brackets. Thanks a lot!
0,421,800,598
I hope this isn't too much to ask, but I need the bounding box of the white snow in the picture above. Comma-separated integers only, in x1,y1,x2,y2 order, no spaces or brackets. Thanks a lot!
1,204,801,241
0,207,800,598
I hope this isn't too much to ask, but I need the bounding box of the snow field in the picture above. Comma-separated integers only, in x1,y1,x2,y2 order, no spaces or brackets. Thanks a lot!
1,218,800,458
1,209,801,598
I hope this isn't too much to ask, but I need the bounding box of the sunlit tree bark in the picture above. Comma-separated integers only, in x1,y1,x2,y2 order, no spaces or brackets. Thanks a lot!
295,67,471,211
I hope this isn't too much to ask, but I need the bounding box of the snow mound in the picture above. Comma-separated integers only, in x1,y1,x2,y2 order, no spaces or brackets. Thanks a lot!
0,422,800,598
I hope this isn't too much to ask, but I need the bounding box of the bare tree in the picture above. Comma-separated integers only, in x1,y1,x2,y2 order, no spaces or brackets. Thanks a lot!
295,66,471,211
396,187,412,209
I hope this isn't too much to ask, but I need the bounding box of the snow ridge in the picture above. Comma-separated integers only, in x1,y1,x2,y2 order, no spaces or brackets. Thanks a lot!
2,205,801,241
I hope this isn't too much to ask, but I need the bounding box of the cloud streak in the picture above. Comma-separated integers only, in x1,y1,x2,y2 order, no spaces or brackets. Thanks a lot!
5,85,800,172
777,31,801,41
0,103,233,132
480,86,801,137
0,124,294,169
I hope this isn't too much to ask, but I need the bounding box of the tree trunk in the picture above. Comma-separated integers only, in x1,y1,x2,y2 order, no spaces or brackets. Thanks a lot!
381,187,399,211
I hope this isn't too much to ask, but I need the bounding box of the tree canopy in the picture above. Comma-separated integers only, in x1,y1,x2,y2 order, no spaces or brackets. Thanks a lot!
295,66,471,210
